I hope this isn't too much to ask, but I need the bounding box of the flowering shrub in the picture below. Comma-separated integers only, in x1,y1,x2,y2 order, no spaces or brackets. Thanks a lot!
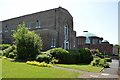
26,61,52,67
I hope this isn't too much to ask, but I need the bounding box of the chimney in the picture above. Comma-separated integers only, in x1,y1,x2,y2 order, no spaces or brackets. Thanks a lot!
83,31,88,32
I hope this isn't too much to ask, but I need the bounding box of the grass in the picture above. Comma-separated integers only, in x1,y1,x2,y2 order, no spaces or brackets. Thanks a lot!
55,64,104,73
1,58,81,78
0,58,2,78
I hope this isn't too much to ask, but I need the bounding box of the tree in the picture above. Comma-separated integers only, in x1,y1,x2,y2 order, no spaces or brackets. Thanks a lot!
13,22,42,60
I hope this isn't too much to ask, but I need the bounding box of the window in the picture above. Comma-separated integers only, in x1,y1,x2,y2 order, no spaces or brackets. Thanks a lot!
99,40,102,44
11,30,14,32
26,22,31,29
51,38,56,48
64,24,68,40
4,30,8,32
64,24,69,49
36,20,40,28
80,39,85,45
92,39,98,44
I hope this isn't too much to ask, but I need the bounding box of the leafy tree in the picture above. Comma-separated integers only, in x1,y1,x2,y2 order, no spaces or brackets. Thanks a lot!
13,22,42,60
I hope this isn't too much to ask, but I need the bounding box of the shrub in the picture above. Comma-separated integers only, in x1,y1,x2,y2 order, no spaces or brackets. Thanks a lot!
13,22,43,61
99,59,110,68
2,45,15,57
91,58,101,66
0,44,11,50
95,53,104,58
91,58,110,68
103,63,109,68
50,57,59,64
36,53,52,63
99,59,106,66
79,48,93,64
64,50,81,64
47,48,69,56
36,52,58,64
26,61,52,67
8,52,16,59
0,50,3,56
46,48,93,64
105,58,112,62
47,48,69,63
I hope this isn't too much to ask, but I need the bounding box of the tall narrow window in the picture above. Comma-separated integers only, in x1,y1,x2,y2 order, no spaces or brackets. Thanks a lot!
51,38,56,48
64,24,69,49
36,20,40,28
26,22,31,29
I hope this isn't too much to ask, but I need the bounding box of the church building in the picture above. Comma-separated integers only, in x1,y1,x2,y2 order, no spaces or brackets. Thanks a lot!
1,7,76,50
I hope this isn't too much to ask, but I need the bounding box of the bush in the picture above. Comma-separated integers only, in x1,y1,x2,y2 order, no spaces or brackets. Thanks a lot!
47,48,69,56
99,59,106,66
13,22,43,61
63,50,81,64
79,48,93,64
0,50,3,56
90,58,100,66
50,57,59,64
105,58,112,62
0,44,11,50
47,48,69,63
8,52,16,59
95,53,104,58
99,59,110,68
2,45,15,57
46,48,93,64
26,61,52,67
91,58,110,68
36,53,52,63
36,51,58,64
103,63,109,68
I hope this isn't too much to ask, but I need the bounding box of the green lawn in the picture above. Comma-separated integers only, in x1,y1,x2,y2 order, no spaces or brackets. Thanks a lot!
1,58,81,78
0,58,2,78
55,64,104,73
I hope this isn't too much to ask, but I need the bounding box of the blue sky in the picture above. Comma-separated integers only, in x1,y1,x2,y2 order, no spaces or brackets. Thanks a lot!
0,0,119,44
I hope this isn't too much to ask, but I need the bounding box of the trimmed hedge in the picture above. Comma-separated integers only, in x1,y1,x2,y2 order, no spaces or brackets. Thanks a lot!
47,48,93,64
79,48,93,64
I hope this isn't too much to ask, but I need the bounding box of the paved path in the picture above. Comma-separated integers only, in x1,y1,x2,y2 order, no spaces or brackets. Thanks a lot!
53,60,119,79
79,60,119,79
101,59,119,75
